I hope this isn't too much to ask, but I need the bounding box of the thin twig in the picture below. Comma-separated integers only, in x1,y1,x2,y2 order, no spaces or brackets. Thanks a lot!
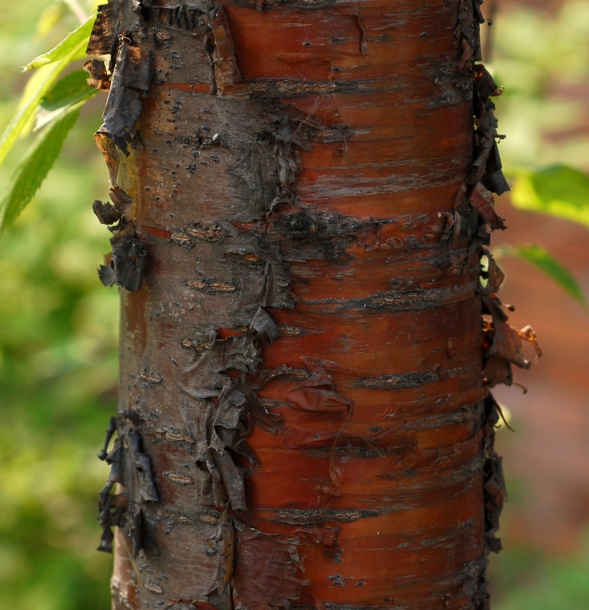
63,0,88,24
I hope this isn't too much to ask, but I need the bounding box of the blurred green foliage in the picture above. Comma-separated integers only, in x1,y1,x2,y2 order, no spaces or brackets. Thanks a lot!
492,0,589,169
494,243,586,306
0,1,588,609
493,532,589,610
0,1,114,608
489,0,589,306
490,1,589,607
511,164,589,229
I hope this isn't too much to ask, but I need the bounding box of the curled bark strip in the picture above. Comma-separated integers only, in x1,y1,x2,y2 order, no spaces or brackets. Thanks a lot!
470,63,510,197
454,2,510,232
469,183,505,231
455,0,481,72
283,358,355,492
228,0,336,9
99,230,147,292
86,1,118,59
480,251,540,389
482,394,507,555
101,40,152,154
250,306,278,344
96,414,159,555
84,59,111,90
473,64,503,99
487,316,530,370
179,332,282,510
211,9,246,96
93,199,122,225
89,2,153,152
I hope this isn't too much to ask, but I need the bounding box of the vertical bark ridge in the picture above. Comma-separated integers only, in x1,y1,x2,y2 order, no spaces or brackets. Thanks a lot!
89,1,533,608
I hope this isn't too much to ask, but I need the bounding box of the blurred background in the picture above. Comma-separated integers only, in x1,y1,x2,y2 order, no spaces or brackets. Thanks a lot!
0,0,587,608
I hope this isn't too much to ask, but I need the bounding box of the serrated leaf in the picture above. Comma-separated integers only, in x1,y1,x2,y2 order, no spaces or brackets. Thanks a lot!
35,70,98,131
496,244,586,306
511,165,589,229
0,103,82,232
24,15,95,71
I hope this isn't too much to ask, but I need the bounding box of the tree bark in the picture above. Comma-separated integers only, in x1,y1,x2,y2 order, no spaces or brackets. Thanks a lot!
91,1,523,608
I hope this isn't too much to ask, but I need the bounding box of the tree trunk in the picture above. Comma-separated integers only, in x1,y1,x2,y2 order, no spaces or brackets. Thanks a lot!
91,0,521,608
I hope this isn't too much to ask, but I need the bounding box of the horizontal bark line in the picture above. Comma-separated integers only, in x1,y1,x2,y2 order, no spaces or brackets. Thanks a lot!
163,75,468,99
293,174,466,201
263,386,487,418
297,282,479,312
356,366,472,390
283,559,485,609
149,402,482,459
141,212,466,250
222,0,458,12
254,364,481,393
245,456,484,499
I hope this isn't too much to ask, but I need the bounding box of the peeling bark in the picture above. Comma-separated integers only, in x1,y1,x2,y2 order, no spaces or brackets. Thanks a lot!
90,1,535,608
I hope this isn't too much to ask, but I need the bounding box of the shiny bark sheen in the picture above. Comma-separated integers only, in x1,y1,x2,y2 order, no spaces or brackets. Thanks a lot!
91,0,514,608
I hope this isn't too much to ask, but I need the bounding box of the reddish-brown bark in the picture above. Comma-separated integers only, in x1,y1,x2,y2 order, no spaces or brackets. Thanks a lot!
90,1,527,608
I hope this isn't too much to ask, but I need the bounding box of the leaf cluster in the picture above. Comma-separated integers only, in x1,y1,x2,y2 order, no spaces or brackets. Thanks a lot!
0,9,99,232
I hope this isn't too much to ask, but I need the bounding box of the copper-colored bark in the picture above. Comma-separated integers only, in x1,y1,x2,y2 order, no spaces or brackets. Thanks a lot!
90,1,526,608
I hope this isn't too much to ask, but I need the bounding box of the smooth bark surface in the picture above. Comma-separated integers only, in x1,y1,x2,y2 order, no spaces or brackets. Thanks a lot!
91,1,528,608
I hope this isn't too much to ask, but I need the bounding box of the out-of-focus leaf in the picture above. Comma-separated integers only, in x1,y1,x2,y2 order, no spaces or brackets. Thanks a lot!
13,65,56,139
495,244,586,306
35,1,68,39
511,165,589,228
0,103,82,232
0,62,66,166
23,15,95,71
35,70,97,130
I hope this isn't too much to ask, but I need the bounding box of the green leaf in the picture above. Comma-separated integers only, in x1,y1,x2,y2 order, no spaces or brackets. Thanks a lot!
35,70,98,131
23,15,95,71
511,165,589,229
496,244,586,306
12,65,56,139
0,104,82,232
40,70,95,111
0,13,94,167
